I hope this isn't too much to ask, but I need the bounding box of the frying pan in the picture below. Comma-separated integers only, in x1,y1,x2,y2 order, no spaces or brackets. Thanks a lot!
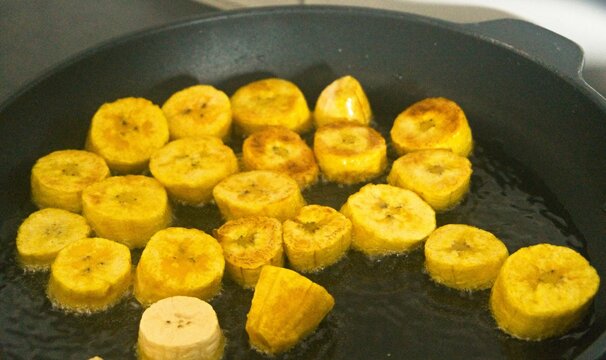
1,5,605,359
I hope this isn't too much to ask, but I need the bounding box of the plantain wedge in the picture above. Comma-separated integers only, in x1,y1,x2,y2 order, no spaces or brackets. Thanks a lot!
390,97,473,157
490,243,599,341
314,75,372,127
30,149,110,213
214,216,284,289
341,183,436,257
47,237,132,313
245,265,334,355
134,227,225,307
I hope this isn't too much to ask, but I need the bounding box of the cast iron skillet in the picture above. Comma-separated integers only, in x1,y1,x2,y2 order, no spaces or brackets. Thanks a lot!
1,6,605,359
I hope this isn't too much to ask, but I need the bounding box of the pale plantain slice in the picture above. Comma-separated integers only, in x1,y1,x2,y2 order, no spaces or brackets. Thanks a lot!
424,224,509,290
16,208,91,271
138,296,225,360
81,175,172,249
283,205,352,273
313,123,387,184
313,75,372,127
242,126,318,189
340,183,436,257
214,216,284,289
212,170,305,221
134,227,225,307
30,149,110,213
387,149,472,211
490,243,599,341
230,78,311,135
85,97,169,173
47,237,132,313
161,84,232,141
245,265,335,355
149,136,239,206
390,97,473,157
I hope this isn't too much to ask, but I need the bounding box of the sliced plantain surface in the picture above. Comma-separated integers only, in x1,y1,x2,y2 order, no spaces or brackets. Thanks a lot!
85,97,169,173
161,84,232,141
387,149,472,211
314,75,372,127
134,227,225,307
341,183,436,256
138,296,225,360
16,208,91,271
313,123,387,184
230,78,311,135
242,126,318,189
149,136,238,206
47,237,132,313
212,170,305,221
245,265,335,355
283,204,352,273
81,175,172,249
390,97,473,157
31,149,110,213
214,216,284,289
424,224,509,290
490,243,600,341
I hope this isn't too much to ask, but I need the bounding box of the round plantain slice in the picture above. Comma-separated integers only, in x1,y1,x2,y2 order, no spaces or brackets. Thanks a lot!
340,183,436,257
242,126,318,189
161,84,232,141
212,170,305,221
424,224,509,290
230,78,312,135
85,97,169,173
16,208,92,271
31,149,110,213
390,97,473,157
134,227,225,307
387,149,472,211
214,216,284,289
47,237,132,313
313,123,387,184
313,75,372,127
149,136,239,206
490,243,600,341
283,205,352,273
81,175,172,249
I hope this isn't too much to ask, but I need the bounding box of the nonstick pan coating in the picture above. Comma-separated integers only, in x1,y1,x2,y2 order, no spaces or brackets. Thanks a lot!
1,6,605,359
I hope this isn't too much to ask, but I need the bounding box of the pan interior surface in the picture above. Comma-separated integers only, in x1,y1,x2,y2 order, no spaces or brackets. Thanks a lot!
0,7,605,359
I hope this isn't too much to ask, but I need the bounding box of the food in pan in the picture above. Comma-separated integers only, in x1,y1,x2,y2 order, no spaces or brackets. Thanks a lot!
81,175,172,249
230,78,312,135
16,208,91,270
149,136,238,206
313,123,387,184
47,237,132,313
134,227,225,307
387,149,472,211
390,97,473,157
161,84,232,141
490,243,600,340
241,126,319,189
341,183,436,256
30,149,110,213
214,216,284,289
283,204,352,273
85,97,169,173
212,170,305,221
313,75,372,127
424,224,509,290
137,296,225,360
245,265,335,355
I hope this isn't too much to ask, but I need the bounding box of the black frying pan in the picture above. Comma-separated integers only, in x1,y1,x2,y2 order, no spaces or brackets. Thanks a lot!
1,6,605,359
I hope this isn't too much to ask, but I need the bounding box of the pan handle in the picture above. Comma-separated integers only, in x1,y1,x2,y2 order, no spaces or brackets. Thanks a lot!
462,19,585,81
